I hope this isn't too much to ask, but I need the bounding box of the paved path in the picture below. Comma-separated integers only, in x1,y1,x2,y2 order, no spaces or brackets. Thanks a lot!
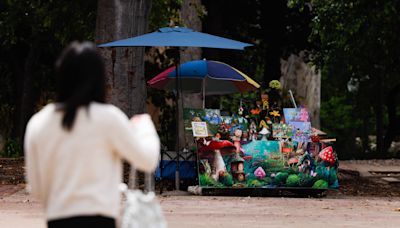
1,186,400,228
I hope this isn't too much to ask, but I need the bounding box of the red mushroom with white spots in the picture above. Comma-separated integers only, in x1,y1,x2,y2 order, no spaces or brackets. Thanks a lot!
318,146,337,168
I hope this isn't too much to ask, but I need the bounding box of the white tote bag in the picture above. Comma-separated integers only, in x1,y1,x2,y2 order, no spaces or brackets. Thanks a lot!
120,172,167,228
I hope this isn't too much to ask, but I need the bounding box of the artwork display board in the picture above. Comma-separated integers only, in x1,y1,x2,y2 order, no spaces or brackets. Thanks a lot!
272,123,293,138
184,108,339,191
197,139,338,189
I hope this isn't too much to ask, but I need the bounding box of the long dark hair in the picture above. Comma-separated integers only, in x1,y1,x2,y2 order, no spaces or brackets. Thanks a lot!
55,41,106,131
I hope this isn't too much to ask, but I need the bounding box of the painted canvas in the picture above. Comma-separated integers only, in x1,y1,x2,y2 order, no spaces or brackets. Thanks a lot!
290,121,312,142
203,109,222,125
183,108,205,131
272,123,293,138
197,138,339,189
183,108,220,134
283,108,310,123
191,122,209,137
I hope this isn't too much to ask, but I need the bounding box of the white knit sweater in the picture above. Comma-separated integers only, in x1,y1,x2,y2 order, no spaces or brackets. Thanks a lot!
24,102,160,220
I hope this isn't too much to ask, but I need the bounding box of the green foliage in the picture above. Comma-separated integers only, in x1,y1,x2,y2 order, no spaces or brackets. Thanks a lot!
219,172,233,187
262,176,272,185
0,74,14,138
247,179,262,187
149,0,182,30
0,0,97,140
286,174,300,187
0,138,22,158
250,158,285,174
298,173,315,187
289,0,400,157
312,179,328,189
273,172,289,186
199,173,218,187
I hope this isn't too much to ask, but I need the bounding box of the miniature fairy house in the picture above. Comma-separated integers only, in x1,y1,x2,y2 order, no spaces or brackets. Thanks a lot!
230,154,245,182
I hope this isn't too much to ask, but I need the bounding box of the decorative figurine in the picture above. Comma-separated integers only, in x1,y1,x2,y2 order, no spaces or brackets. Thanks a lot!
248,119,258,141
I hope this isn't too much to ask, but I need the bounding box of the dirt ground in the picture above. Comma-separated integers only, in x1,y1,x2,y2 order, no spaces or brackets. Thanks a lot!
1,159,400,227
1,187,400,228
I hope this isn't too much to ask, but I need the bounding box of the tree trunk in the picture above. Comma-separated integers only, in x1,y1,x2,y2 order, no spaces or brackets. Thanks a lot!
13,42,41,149
280,52,321,128
375,75,384,155
383,84,400,153
178,0,203,149
95,0,152,117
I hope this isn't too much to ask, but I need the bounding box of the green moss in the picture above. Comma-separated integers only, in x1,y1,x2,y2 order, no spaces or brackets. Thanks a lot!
312,179,329,189
286,174,300,187
298,174,315,187
273,172,289,185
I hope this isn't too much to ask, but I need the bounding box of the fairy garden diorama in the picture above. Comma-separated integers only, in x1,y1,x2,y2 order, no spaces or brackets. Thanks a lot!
185,80,339,190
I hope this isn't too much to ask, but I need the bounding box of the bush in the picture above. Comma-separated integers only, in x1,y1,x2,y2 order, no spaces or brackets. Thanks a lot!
286,174,300,187
0,138,22,158
312,179,328,189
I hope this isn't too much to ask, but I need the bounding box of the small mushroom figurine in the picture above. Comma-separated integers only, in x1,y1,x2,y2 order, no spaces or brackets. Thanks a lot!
259,127,270,140
318,146,337,169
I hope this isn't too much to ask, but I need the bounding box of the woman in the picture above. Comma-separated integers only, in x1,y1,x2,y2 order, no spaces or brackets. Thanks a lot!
24,41,160,228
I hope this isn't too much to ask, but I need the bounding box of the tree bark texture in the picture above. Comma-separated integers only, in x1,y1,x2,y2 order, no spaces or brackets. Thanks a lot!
280,52,321,129
13,42,41,144
95,0,151,117
178,0,203,149
180,0,203,110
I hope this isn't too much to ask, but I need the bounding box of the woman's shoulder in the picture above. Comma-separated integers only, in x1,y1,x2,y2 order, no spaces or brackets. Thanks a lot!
31,103,57,120
90,102,128,120
26,103,57,131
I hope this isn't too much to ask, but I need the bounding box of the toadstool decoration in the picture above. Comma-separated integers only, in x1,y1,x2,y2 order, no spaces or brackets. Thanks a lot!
287,157,299,167
259,127,270,140
318,146,337,168
199,140,236,181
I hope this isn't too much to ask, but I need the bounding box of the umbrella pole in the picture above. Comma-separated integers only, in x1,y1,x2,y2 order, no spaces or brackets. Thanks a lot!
174,49,181,191
202,78,205,109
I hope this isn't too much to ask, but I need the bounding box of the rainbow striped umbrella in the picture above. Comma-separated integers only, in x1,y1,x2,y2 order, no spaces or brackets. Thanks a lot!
148,60,260,96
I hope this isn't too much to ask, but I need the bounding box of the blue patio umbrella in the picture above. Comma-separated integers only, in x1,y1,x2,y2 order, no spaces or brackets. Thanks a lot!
98,26,253,190
98,27,252,50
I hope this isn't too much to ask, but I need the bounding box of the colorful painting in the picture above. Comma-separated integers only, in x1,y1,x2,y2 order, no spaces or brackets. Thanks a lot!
191,122,209,137
290,121,312,142
203,109,222,125
183,108,205,131
197,138,339,189
184,108,220,134
272,123,293,138
283,108,310,123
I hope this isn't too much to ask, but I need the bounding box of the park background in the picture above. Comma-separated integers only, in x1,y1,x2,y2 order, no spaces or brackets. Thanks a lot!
0,0,399,161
